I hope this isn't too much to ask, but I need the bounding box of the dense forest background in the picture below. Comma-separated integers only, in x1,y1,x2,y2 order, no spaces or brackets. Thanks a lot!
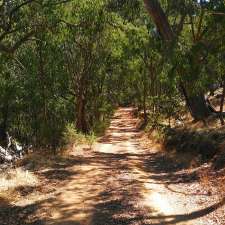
0,0,225,149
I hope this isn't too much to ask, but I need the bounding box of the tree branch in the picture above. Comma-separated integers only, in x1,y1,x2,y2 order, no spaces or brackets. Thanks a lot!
0,31,35,54
143,0,174,41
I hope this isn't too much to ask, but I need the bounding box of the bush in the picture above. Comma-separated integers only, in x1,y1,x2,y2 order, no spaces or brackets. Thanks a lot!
62,123,86,147
62,124,97,150
86,131,97,150
146,93,185,128
93,120,110,136
163,128,221,162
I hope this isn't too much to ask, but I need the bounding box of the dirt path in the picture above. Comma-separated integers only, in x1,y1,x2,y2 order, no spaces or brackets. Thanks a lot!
33,107,223,225
4,108,224,225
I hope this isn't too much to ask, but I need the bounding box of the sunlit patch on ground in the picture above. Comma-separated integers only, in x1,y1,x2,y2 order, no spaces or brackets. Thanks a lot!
2,108,224,225
143,187,173,215
44,108,214,225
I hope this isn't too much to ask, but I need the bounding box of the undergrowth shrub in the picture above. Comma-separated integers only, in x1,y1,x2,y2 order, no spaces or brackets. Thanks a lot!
145,111,169,142
63,123,97,150
147,93,185,127
93,120,110,136
86,131,97,149
63,123,86,147
145,111,164,131
163,128,225,162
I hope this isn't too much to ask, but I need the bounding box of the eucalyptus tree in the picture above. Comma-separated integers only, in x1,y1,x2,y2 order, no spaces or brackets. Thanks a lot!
60,0,116,132
143,0,225,121
0,0,72,54
0,0,72,146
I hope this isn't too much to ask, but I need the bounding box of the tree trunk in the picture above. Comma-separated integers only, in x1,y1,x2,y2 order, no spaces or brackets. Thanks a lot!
143,0,213,120
143,0,174,41
37,39,47,122
179,83,212,120
76,95,88,133
143,74,148,123
220,80,225,125
0,99,9,147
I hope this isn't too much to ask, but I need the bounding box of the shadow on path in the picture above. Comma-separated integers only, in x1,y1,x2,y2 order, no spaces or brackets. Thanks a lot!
2,108,224,225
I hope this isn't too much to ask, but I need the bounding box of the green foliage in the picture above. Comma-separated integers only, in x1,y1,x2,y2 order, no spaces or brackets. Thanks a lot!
63,123,96,149
0,0,225,150
86,131,97,150
63,123,86,147
163,127,225,161
150,94,183,122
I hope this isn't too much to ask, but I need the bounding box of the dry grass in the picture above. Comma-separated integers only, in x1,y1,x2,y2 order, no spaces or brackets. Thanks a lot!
0,148,77,208
18,149,71,170
0,150,69,204
0,167,38,202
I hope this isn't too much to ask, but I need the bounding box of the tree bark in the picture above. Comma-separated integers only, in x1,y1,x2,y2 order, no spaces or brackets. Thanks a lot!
220,80,225,125
37,39,47,122
143,0,213,120
143,82,148,123
76,94,88,133
143,0,174,41
0,98,9,147
180,84,211,120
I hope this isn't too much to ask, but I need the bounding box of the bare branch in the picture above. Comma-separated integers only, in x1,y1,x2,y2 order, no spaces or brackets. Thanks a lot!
0,31,35,54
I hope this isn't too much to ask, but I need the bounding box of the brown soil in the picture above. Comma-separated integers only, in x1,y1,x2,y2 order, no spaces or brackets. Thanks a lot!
0,107,225,225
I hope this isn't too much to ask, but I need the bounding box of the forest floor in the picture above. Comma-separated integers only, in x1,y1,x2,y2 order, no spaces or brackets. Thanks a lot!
0,107,225,225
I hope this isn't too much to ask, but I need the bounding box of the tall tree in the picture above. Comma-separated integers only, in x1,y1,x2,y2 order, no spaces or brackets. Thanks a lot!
143,0,221,120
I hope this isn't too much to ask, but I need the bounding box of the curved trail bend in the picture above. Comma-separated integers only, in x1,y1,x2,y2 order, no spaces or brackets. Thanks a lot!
44,108,218,225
